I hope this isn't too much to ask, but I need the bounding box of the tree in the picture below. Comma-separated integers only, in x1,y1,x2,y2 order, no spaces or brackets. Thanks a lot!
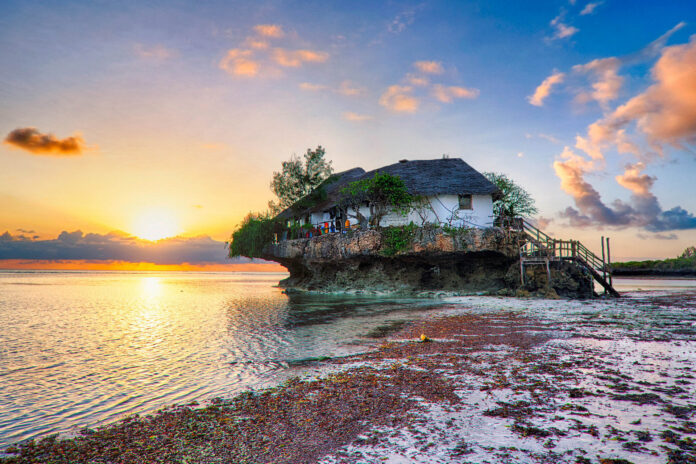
227,213,279,258
268,146,333,213
340,172,413,227
483,172,538,219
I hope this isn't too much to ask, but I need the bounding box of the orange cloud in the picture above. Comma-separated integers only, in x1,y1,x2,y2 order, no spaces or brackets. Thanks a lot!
244,38,269,50
573,57,623,108
253,24,285,38
379,85,419,113
134,43,176,60
272,48,329,67
528,70,565,106
337,80,365,96
615,162,655,197
343,112,373,122
413,61,444,74
405,74,429,87
299,82,327,91
585,35,696,156
432,84,479,103
219,49,259,76
4,127,89,156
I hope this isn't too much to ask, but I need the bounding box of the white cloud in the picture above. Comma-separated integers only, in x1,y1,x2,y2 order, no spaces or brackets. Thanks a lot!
580,2,603,15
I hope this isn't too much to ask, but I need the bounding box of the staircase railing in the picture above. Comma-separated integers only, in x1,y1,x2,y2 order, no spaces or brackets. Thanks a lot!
503,217,618,296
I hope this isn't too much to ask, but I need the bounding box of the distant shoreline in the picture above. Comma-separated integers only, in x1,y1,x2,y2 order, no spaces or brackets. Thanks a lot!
612,268,696,277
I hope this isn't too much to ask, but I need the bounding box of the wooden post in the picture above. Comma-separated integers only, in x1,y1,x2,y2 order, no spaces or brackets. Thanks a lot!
607,237,612,286
520,259,525,286
601,236,607,294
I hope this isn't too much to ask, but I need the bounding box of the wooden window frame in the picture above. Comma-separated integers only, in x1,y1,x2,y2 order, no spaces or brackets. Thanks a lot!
458,194,473,210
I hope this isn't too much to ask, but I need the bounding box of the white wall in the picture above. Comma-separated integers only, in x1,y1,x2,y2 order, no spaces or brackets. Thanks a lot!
340,194,494,229
379,194,494,228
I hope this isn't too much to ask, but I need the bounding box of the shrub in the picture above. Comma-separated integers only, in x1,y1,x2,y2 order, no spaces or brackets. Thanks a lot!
228,213,280,258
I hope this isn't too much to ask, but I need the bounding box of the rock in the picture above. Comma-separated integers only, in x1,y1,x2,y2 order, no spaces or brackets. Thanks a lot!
263,226,593,298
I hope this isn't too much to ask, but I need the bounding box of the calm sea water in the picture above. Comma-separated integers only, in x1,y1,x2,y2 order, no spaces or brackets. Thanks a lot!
0,272,693,449
0,271,446,448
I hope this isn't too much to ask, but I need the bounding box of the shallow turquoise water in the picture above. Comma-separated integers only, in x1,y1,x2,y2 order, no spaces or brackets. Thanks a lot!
0,271,442,447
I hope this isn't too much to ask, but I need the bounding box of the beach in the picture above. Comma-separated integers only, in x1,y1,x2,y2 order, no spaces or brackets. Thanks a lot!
2,276,695,463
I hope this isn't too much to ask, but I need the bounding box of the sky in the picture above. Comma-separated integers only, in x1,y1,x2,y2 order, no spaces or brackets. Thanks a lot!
1,0,695,268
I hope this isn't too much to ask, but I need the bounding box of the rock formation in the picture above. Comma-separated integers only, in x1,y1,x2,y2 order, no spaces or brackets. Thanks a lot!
263,226,595,298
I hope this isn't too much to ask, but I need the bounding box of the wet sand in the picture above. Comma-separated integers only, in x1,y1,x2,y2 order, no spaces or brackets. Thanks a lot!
2,290,695,463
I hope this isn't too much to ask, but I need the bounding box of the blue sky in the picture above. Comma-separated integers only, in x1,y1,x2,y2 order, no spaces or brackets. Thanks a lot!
1,0,695,263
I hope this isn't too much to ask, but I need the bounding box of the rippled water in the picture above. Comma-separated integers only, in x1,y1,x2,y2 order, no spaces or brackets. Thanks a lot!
0,271,445,447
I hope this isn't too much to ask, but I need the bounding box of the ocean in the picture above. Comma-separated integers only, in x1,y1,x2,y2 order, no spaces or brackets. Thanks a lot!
0,271,694,449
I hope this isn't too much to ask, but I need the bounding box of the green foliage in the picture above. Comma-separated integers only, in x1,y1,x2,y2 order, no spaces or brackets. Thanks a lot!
381,223,418,256
228,213,279,258
612,246,696,271
483,172,538,219
269,146,333,213
341,172,413,227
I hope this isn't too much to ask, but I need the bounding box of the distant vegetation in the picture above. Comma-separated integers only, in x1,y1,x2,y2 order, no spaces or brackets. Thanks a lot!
612,246,696,275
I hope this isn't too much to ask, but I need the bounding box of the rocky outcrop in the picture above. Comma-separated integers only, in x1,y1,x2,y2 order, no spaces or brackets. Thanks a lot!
263,227,594,298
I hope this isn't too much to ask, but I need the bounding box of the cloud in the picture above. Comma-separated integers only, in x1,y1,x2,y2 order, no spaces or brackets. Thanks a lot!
405,74,430,87
220,25,328,78
337,80,365,96
299,80,364,97
633,22,686,61
4,127,89,156
253,24,284,38
381,61,478,113
343,112,373,122
554,148,696,232
388,7,418,34
379,85,419,113
550,13,579,40
583,35,696,158
528,70,565,106
271,48,329,67
580,2,603,15
431,84,479,103
299,82,327,91
413,61,444,74
219,49,259,76
0,230,245,264
133,43,176,60
572,57,623,108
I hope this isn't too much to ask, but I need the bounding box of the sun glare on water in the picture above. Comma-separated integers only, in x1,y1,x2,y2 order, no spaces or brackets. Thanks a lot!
132,210,180,241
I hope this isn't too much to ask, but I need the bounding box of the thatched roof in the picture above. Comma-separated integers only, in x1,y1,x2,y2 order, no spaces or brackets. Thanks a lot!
362,158,498,197
275,158,498,220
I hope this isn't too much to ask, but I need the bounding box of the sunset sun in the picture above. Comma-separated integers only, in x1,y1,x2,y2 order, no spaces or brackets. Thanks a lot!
132,210,180,241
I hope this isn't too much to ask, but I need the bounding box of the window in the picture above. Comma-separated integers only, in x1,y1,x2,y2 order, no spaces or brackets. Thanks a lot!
458,194,472,210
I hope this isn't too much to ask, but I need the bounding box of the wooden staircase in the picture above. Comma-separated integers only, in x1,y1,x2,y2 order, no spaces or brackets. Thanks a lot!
506,218,619,297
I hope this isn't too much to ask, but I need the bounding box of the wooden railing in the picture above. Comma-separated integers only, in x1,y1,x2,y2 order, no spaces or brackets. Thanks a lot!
504,217,618,296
